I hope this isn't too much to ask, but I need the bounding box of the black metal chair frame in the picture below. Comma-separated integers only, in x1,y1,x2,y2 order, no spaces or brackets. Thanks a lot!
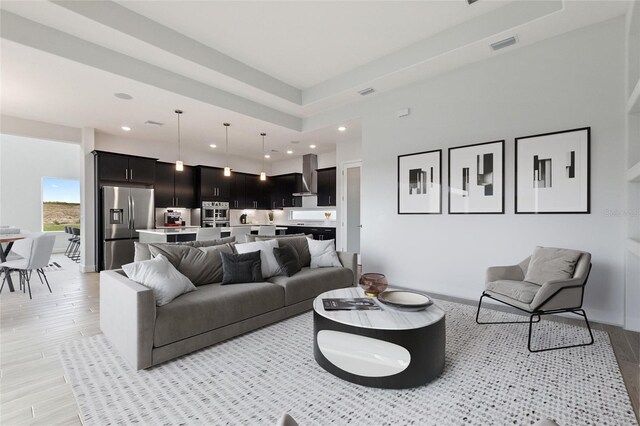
1,267,52,299
476,264,594,353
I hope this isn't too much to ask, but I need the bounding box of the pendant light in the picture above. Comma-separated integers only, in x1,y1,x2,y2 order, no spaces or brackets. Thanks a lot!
223,122,231,177
175,110,184,171
260,132,267,181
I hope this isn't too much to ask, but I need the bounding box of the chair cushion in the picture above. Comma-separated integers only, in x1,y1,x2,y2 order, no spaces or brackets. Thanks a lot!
485,280,540,304
154,281,284,347
148,243,234,286
267,267,353,306
524,246,583,285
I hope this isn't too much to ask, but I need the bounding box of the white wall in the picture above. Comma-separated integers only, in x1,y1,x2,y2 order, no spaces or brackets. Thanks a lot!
336,138,362,251
0,134,82,251
269,151,336,175
358,17,626,325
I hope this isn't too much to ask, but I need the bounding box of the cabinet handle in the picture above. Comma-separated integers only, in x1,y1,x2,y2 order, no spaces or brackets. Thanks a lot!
176,197,179,206
125,168,128,180
130,169,133,181
329,195,331,204
282,198,285,206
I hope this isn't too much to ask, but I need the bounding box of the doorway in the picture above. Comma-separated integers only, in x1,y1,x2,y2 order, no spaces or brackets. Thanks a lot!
341,161,361,262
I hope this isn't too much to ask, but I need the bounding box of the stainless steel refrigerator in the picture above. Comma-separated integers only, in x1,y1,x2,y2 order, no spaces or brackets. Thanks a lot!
102,186,154,270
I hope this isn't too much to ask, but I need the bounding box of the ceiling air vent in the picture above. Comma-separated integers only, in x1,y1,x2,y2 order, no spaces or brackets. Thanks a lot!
358,87,375,96
145,120,164,126
467,0,480,4
491,36,517,51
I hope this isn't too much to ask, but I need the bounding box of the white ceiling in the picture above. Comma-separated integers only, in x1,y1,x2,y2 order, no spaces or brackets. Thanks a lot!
0,0,630,162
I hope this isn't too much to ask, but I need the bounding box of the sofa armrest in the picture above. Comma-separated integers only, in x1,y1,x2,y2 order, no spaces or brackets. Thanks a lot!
337,251,358,286
485,264,525,284
530,277,584,311
100,270,156,370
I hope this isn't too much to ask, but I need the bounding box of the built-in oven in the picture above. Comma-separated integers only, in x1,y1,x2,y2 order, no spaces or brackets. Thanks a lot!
202,201,229,228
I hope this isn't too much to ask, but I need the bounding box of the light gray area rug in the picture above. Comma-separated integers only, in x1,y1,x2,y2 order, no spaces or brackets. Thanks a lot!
59,301,637,425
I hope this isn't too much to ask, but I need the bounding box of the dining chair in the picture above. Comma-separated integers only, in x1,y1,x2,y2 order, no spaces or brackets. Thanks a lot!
258,225,276,236
196,227,222,241
0,233,56,299
230,226,252,242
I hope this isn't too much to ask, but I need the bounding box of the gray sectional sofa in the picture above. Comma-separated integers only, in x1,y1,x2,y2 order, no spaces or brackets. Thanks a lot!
100,235,357,370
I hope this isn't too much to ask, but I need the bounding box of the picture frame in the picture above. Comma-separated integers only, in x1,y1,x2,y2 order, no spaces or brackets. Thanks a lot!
397,149,442,214
448,140,505,214
515,127,590,214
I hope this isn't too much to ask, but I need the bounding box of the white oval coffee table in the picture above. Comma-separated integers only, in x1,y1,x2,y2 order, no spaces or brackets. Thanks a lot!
313,287,446,388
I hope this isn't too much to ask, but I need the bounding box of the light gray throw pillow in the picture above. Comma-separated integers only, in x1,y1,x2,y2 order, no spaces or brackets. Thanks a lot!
122,254,196,306
148,243,234,285
307,238,342,268
524,246,582,285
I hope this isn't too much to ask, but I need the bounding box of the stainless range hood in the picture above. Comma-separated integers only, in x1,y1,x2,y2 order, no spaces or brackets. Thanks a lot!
293,153,318,196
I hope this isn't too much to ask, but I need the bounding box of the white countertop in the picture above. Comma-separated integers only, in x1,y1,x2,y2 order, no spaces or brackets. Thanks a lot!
136,226,288,235
276,223,336,228
313,287,445,331
155,225,201,229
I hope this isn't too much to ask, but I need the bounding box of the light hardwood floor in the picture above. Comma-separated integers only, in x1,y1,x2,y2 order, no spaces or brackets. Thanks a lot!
1,255,638,425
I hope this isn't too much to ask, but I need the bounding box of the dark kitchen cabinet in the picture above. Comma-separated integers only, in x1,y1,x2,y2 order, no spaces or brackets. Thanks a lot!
316,167,337,207
197,166,230,202
245,174,269,210
270,173,303,209
155,162,196,208
286,225,336,241
95,151,156,185
229,173,246,209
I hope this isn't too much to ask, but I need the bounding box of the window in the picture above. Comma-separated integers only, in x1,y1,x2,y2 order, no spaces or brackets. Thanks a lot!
289,210,336,222
42,178,80,232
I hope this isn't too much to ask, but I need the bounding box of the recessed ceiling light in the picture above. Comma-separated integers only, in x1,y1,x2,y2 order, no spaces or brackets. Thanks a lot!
338,126,346,132
264,154,271,159
114,92,133,100
286,150,293,154
209,144,217,148
121,126,131,131
309,144,316,149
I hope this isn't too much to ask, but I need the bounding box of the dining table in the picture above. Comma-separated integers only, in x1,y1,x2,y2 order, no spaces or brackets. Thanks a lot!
0,234,25,292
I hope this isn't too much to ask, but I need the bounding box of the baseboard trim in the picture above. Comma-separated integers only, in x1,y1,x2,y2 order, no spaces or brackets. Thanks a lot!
80,264,96,273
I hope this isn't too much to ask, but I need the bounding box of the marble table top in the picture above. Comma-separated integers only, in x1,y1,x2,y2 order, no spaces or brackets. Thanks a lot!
313,287,445,331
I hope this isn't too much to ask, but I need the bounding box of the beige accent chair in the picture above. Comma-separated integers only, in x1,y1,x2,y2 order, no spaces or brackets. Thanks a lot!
476,248,593,352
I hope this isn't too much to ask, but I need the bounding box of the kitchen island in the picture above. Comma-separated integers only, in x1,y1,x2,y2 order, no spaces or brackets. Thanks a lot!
137,226,288,243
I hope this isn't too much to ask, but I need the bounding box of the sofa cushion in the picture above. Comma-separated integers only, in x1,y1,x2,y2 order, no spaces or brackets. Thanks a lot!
148,243,233,286
267,266,353,306
485,279,540,304
135,236,236,262
235,240,281,278
273,245,301,277
524,246,583,285
122,254,196,306
154,281,285,347
256,235,311,268
307,238,342,268
220,251,263,285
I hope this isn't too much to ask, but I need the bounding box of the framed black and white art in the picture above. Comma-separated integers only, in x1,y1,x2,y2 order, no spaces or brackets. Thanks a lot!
397,149,442,214
515,127,590,214
448,140,505,214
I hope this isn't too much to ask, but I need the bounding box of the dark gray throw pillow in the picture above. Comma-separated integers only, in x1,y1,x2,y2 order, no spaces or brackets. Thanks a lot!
220,250,263,285
273,245,301,277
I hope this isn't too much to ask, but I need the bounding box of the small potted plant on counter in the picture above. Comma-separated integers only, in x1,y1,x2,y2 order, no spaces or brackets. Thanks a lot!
240,213,247,224
268,211,274,224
